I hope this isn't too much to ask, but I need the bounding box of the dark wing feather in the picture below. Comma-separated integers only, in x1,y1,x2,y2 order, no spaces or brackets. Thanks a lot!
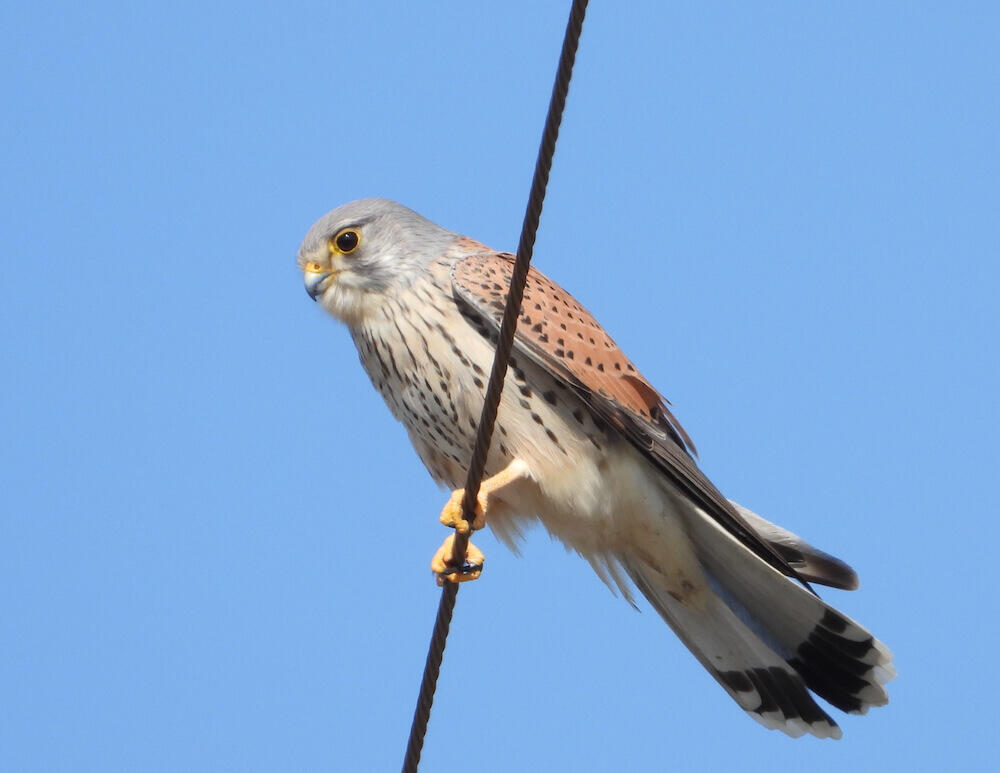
451,252,815,592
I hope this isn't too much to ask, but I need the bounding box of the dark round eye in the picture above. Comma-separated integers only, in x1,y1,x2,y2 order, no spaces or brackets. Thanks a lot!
333,229,360,254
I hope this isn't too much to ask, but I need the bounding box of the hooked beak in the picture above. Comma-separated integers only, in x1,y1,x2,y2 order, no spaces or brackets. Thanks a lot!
303,264,334,301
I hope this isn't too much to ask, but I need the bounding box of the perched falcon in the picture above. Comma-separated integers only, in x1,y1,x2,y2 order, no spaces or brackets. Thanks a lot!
298,198,894,739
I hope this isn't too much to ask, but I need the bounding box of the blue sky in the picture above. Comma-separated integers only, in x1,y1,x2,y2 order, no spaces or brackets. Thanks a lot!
2,1,998,770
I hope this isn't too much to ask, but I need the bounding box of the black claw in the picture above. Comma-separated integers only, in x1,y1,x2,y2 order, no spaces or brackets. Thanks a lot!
438,561,483,578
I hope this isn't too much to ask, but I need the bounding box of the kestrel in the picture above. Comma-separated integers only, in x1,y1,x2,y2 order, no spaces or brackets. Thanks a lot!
298,199,894,739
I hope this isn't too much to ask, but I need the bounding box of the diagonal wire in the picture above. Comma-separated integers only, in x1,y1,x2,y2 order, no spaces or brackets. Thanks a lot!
401,2,589,771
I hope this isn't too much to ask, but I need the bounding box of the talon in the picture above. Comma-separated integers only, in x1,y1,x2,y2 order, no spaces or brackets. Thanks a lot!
431,534,485,585
439,488,488,534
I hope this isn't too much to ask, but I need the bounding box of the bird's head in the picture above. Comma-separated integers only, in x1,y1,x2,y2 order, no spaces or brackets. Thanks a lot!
297,198,457,326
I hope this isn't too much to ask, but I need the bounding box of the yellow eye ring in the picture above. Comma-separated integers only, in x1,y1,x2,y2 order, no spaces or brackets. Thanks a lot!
329,228,361,255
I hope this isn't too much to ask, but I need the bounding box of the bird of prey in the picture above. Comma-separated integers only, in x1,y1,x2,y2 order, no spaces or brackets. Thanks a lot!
298,198,894,739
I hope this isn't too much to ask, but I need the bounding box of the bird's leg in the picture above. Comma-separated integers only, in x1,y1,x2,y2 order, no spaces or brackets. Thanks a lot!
438,458,531,533
431,459,531,584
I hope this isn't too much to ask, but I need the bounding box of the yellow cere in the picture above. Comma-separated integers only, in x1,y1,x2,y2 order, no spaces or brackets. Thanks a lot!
304,261,326,274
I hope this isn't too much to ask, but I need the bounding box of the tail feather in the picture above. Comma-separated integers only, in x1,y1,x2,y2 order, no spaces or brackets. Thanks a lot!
684,506,895,716
621,497,894,738
626,557,842,739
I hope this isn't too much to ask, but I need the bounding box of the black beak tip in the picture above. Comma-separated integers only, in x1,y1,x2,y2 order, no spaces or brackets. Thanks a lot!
304,272,330,301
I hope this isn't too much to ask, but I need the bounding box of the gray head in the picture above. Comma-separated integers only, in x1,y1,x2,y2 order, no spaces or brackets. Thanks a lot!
298,198,457,325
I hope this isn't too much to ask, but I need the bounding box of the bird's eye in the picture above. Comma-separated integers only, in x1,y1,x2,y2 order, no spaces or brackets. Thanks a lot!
331,229,360,255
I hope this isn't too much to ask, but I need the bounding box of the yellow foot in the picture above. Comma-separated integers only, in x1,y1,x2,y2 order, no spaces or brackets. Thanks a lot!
439,488,488,535
431,534,485,585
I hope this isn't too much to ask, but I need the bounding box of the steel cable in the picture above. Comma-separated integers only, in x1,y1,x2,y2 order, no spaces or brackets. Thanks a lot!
401,2,589,770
